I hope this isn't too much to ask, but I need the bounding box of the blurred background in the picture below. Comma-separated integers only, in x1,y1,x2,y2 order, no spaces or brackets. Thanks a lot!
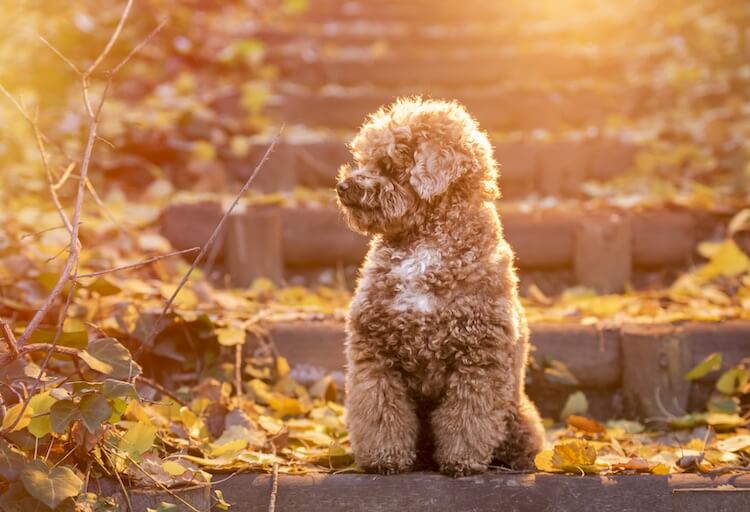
2,0,750,299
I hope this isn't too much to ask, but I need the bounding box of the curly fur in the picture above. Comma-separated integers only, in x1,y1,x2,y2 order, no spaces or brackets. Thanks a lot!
336,97,544,477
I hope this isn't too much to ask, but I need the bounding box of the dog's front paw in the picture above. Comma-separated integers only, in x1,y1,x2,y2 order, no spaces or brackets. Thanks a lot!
439,460,488,478
360,449,416,475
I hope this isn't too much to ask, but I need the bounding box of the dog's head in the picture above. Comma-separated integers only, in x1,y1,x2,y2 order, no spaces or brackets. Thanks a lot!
336,97,498,236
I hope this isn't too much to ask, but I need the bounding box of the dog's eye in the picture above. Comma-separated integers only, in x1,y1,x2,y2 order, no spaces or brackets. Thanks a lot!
377,158,392,174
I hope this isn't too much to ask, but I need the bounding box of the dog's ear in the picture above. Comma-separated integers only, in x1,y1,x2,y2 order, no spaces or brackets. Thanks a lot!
409,140,472,200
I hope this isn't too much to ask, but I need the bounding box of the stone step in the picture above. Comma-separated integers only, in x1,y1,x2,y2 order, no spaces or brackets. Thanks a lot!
270,50,639,87
160,202,726,288
260,86,684,131
250,13,642,51
213,469,750,512
228,138,637,199
263,320,750,420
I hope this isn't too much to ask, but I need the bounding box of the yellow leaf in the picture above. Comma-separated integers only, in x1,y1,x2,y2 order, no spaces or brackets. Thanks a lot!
162,460,188,476
119,422,157,458
180,406,207,438
534,450,558,472
216,327,246,347
698,240,750,279
27,392,56,438
276,356,291,379
651,463,671,474
2,403,33,431
268,397,307,417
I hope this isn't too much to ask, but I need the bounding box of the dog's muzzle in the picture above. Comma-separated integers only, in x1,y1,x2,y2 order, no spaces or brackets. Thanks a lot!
336,177,364,208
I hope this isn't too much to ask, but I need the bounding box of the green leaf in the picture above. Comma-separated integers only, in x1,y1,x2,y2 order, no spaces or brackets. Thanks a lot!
119,421,157,458
20,460,82,509
27,391,56,438
0,439,28,481
716,368,749,395
80,338,141,380
49,400,79,434
0,482,51,512
101,379,138,400
685,352,722,380
78,394,112,433
560,391,588,420
707,394,740,414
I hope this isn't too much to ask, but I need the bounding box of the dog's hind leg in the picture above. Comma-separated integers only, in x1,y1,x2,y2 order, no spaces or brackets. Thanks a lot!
431,365,512,477
493,392,545,470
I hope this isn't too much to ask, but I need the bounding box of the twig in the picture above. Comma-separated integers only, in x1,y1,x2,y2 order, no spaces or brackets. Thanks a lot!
235,344,243,397
75,247,200,278
86,0,134,75
0,342,80,366
110,19,167,75
268,462,279,512
0,84,74,236
39,36,80,75
136,375,187,407
102,448,133,512
1,321,19,358
20,225,69,241
136,130,283,358
103,442,204,512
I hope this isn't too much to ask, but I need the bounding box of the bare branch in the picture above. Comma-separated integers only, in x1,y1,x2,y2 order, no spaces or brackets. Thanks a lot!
86,0,134,75
268,462,279,512
0,83,31,119
75,247,200,278
137,376,187,407
84,177,129,235
136,130,283,358
39,36,81,75
53,162,76,190
1,321,19,358
110,18,167,75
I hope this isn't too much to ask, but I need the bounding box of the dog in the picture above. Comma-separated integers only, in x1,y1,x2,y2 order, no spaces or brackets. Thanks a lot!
336,97,544,477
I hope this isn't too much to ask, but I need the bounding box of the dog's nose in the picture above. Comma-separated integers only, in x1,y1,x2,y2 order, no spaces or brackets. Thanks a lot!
336,179,350,195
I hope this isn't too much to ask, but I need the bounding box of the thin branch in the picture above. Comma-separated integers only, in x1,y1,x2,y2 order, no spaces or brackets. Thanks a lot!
136,375,187,407
110,18,167,75
84,177,129,235
268,462,279,512
1,321,19,358
103,442,204,512
136,130,283,358
235,344,243,397
53,162,76,190
0,84,74,235
0,342,80,367
86,0,134,75
39,36,81,75
75,247,200,279
20,225,68,241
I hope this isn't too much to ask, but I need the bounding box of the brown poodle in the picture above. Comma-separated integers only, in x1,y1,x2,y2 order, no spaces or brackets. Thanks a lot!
336,97,544,477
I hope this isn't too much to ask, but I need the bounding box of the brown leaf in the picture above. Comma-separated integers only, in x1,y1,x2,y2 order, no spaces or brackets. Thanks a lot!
566,415,605,433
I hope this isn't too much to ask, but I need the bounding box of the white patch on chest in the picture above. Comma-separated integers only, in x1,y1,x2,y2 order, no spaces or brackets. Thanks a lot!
389,246,441,313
